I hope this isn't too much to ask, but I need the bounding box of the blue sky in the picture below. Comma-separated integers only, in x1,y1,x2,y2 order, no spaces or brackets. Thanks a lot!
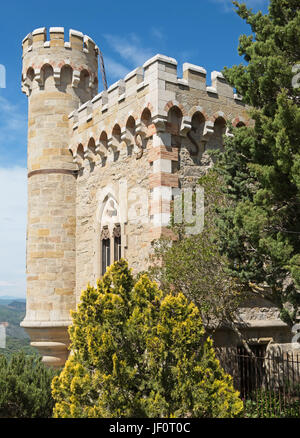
0,0,268,297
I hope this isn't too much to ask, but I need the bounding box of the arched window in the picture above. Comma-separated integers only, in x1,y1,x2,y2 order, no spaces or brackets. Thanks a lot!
167,106,183,135
97,192,122,277
101,227,111,276
60,65,73,87
141,108,152,127
113,225,121,262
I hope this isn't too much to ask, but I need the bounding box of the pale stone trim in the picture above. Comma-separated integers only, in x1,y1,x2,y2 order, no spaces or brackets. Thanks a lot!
234,93,243,101
143,54,177,69
69,29,84,38
124,67,144,82
50,27,64,33
211,70,225,81
183,63,207,75
21,320,71,327
32,27,46,36
206,86,218,94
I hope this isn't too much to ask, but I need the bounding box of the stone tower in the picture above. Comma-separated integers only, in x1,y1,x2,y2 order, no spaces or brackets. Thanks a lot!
21,27,98,367
20,26,294,369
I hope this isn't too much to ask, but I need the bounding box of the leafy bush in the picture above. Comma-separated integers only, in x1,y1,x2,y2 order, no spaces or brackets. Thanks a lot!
52,260,243,418
244,388,300,418
0,352,57,418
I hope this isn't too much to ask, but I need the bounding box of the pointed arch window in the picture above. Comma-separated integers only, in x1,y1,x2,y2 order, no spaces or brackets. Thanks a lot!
113,225,121,262
101,227,111,276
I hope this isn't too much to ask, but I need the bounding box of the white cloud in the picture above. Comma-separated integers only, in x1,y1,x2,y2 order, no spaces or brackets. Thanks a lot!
104,33,156,69
0,167,27,298
151,27,165,41
0,96,27,167
104,57,131,81
211,0,266,12
0,96,27,142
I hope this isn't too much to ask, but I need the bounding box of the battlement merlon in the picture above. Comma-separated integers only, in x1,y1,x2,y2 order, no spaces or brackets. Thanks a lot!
68,53,247,152
22,27,99,56
21,27,99,97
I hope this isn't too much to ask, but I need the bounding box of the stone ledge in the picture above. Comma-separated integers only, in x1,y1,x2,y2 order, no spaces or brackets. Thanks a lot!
21,320,71,328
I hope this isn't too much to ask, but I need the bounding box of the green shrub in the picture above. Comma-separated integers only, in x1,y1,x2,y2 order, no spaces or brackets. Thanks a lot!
244,388,300,418
0,352,57,418
52,260,243,418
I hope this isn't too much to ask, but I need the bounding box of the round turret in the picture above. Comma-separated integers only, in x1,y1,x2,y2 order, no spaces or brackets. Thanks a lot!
21,27,99,367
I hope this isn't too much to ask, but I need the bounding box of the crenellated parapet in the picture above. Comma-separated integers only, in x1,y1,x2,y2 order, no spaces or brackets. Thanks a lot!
68,54,249,171
21,27,98,98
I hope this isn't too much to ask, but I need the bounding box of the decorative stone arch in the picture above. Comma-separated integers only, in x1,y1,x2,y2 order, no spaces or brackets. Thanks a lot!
99,130,108,148
210,110,228,124
96,130,108,165
126,115,136,133
60,64,73,88
232,116,247,127
79,68,90,88
166,105,183,136
187,111,207,157
76,143,84,157
122,116,136,156
112,123,121,142
73,143,85,169
87,136,96,151
144,101,154,113
83,137,97,164
40,60,55,69
107,123,121,161
140,107,152,126
37,63,54,87
164,100,187,116
26,67,35,82
139,107,154,138
22,67,35,95
188,106,209,121
205,113,227,151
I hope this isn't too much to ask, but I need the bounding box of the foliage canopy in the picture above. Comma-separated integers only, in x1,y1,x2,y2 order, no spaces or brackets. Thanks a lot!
52,260,243,418
215,0,300,325
150,170,245,333
0,352,56,418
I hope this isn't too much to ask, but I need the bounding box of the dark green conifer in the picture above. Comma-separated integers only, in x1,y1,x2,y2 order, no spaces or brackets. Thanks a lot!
216,0,300,325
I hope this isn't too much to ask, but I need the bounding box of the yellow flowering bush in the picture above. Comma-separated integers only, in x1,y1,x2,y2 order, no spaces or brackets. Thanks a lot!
52,260,242,418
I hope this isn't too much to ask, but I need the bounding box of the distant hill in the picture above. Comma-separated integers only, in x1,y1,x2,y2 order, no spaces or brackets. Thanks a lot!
0,297,26,306
0,295,26,300
0,298,37,358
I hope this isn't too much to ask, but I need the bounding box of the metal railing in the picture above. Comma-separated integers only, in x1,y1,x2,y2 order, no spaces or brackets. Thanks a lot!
226,348,300,417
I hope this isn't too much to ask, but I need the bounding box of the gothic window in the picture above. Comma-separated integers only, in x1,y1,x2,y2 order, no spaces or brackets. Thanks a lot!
101,227,111,276
113,225,121,262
